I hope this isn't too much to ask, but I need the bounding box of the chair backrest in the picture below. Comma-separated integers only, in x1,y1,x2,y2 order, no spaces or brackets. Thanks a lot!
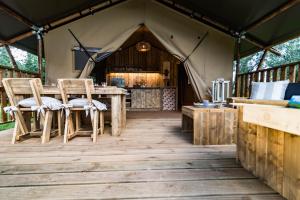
2,78,43,106
57,79,94,104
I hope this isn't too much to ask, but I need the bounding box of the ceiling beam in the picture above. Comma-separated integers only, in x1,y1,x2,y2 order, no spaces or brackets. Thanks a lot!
244,0,300,32
0,2,34,28
156,0,281,56
0,0,127,47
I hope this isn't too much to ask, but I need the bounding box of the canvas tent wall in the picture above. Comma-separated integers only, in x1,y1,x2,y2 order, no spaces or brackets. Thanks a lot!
44,0,234,99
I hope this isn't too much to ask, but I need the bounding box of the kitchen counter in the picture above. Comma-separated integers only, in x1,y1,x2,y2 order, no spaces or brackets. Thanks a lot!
126,87,177,111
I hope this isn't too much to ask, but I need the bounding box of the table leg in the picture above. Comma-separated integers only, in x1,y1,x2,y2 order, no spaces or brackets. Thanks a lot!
193,113,201,145
111,95,121,136
182,114,193,132
121,94,126,128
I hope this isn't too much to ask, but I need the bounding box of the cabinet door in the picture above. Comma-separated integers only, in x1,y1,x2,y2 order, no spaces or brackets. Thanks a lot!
131,89,146,108
145,89,161,108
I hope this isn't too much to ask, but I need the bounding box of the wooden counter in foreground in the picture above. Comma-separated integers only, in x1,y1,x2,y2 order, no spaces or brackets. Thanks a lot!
237,103,300,200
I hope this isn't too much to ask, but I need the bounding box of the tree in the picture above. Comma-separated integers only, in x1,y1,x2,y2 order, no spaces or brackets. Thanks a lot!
0,47,12,66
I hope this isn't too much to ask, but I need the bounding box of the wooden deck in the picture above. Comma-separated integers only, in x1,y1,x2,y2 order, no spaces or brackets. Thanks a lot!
0,112,283,199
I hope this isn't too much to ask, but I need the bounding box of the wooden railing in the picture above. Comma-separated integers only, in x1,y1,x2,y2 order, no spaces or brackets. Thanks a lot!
236,61,300,97
0,65,39,124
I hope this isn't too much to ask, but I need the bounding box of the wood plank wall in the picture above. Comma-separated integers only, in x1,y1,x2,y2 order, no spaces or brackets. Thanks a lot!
105,46,179,87
236,61,300,97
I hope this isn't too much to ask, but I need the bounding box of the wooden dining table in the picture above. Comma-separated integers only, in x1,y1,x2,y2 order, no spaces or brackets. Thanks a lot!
43,86,127,136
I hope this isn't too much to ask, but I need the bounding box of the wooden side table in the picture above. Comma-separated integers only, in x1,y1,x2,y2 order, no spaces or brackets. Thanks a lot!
182,106,237,145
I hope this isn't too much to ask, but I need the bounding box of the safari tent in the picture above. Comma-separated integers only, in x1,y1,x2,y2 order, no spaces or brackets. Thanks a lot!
0,0,300,199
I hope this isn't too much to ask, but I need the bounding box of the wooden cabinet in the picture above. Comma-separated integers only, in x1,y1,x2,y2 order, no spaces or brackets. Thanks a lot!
131,89,161,109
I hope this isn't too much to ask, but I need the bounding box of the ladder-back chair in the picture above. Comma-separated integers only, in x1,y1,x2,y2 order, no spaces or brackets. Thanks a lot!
2,78,62,144
58,79,106,143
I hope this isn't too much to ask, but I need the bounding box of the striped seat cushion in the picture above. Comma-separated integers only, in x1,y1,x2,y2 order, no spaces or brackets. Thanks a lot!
250,80,289,100
18,97,63,110
69,98,107,111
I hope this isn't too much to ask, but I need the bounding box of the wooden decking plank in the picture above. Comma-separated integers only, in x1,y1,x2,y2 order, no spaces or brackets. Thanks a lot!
0,146,235,157
0,152,235,165
142,194,284,200
0,159,240,175
0,168,254,187
0,179,278,199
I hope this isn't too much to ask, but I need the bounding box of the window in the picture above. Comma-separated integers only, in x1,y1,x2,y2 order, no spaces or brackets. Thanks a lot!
73,47,100,71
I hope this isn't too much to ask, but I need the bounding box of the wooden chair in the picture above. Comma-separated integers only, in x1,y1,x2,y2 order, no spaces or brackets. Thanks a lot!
58,79,105,143
2,78,62,144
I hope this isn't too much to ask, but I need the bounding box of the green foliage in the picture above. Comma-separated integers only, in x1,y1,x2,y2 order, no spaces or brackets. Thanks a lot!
0,122,15,131
0,47,12,66
238,37,300,73
0,46,46,83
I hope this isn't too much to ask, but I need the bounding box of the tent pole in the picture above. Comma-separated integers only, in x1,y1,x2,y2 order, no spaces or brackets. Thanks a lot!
37,34,43,77
234,38,241,97
4,45,18,69
256,50,268,70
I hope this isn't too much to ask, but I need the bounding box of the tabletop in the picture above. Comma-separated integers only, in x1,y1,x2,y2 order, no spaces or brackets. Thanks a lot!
43,86,127,95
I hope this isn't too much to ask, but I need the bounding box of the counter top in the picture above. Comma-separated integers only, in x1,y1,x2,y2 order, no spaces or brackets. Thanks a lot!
125,87,176,89
243,104,300,136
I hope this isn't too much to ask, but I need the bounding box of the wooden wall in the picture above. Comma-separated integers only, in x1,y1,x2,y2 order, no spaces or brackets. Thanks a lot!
105,46,179,87
107,73,162,87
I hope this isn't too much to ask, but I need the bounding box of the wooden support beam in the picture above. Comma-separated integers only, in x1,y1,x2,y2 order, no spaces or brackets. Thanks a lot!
37,34,43,76
234,38,241,97
256,50,268,70
0,2,34,28
4,45,18,69
245,0,300,31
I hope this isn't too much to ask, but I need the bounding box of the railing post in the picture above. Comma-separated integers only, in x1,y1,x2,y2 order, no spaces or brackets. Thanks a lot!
239,75,244,97
266,70,271,82
260,71,265,82
280,66,287,80
273,69,278,81
289,65,296,82
37,33,43,78
234,37,241,97
249,73,253,96
297,65,300,83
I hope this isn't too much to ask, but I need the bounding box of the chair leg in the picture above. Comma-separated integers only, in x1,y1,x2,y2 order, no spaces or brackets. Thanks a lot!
75,111,80,131
64,114,75,143
57,110,62,136
92,111,99,143
41,111,53,144
99,111,104,135
11,121,20,144
63,117,69,143
14,110,29,136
